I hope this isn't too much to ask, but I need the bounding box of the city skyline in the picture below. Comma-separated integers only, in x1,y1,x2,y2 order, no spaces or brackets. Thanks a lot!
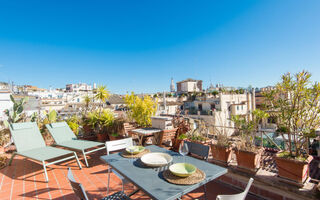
1,0,320,93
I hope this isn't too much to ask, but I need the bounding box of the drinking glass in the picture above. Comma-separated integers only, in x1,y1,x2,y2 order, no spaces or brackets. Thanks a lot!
129,140,137,163
179,141,189,163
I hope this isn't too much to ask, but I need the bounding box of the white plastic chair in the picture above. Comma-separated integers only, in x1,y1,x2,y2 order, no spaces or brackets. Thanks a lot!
105,138,133,195
216,178,254,200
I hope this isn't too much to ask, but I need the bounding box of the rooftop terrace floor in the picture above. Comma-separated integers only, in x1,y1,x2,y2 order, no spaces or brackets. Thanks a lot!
0,151,259,200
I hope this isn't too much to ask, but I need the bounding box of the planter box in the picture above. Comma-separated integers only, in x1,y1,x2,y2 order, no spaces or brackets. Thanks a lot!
108,134,124,141
235,149,262,172
79,135,97,141
275,154,313,184
96,133,108,142
83,125,93,134
189,139,211,146
211,144,232,165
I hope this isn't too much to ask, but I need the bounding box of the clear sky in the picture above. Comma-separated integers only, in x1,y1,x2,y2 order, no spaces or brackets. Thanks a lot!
0,0,319,94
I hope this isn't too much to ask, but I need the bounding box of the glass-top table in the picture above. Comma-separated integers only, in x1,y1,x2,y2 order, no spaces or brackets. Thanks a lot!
100,145,227,200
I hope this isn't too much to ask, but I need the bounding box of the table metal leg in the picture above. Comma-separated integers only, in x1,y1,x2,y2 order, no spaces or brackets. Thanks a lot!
138,135,143,145
128,189,140,197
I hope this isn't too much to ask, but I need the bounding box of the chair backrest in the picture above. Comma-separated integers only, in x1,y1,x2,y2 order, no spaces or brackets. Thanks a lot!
124,123,137,138
242,177,254,198
67,168,89,200
9,122,46,152
105,138,133,155
185,141,210,160
46,122,77,144
216,178,254,200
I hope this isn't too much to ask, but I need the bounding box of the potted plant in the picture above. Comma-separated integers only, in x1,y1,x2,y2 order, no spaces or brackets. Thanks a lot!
171,114,190,151
231,109,269,172
66,115,80,136
0,126,10,169
189,135,210,145
85,110,106,141
211,128,233,166
109,132,122,141
264,71,319,184
173,133,188,151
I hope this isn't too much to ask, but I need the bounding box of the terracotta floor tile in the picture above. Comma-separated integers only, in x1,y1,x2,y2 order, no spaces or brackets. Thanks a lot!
0,151,263,200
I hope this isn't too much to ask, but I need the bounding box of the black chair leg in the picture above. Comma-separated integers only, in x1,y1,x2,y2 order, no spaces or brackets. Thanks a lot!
203,184,207,200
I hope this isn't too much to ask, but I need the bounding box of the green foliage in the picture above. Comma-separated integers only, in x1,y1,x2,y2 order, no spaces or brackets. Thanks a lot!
42,110,57,124
30,112,39,122
66,115,80,135
277,151,307,162
100,109,115,127
231,109,269,152
94,85,110,111
125,92,157,127
83,95,92,113
211,91,219,96
84,109,115,134
110,132,119,137
178,133,188,140
189,135,207,142
4,95,28,126
264,71,320,158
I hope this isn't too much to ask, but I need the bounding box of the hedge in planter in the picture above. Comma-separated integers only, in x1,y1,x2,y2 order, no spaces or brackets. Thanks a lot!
264,71,319,184
211,130,233,165
231,109,269,172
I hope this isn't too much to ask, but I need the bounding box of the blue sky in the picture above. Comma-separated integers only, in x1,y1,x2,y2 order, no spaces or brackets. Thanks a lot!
0,0,319,94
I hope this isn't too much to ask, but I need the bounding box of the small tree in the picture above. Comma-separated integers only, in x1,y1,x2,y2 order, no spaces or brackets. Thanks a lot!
211,91,219,97
264,71,320,159
125,92,157,127
83,95,92,114
94,85,110,114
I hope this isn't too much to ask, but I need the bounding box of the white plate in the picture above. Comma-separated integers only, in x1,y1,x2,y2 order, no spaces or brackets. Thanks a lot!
140,152,173,167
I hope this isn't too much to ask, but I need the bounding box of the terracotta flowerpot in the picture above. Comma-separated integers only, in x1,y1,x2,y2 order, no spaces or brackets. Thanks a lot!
96,133,107,142
211,144,232,165
235,149,262,172
275,154,313,184
108,135,123,141
83,125,93,134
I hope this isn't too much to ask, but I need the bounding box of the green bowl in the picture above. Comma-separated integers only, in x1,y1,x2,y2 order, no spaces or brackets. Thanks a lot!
169,163,197,177
125,146,145,155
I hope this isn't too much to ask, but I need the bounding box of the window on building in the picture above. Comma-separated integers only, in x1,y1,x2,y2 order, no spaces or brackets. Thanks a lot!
198,104,203,111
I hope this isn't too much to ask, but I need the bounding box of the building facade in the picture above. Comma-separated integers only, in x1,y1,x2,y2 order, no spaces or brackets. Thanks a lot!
183,90,256,136
176,79,203,93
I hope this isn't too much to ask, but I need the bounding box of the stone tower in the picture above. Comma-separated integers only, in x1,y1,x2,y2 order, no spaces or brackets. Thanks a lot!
170,78,175,92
